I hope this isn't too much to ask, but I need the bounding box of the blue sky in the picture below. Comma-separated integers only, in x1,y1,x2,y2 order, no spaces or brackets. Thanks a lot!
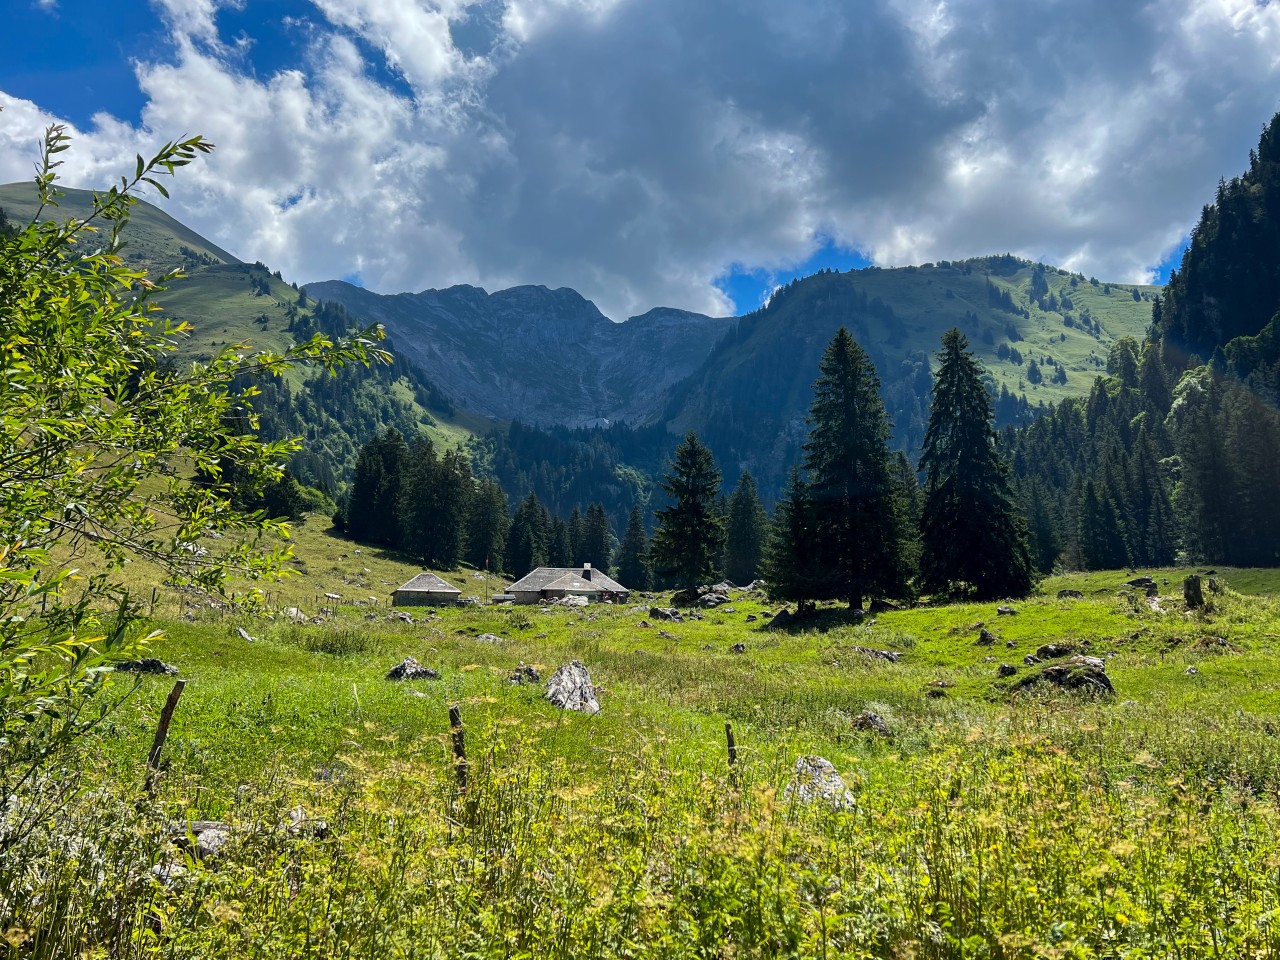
1,0,1274,319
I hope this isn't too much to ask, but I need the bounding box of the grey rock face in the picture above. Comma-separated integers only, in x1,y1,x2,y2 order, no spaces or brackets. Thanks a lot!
546,661,601,714
785,756,856,810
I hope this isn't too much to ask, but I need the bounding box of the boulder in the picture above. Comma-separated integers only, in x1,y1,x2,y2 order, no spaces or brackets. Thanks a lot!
1035,642,1075,660
729,642,746,654
169,820,232,861
1014,655,1114,697
1126,576,1156,589
868,598,901,613
1184,575,1205,608
849,645,904,663
474,633,507,644
556,595,588,608
1023,654,1041,666
385,657,439,681
236,627,256,643
698,593,731,608
1057,589,1084,600
784,756,856,810
997,663,1017,677
116,658,179,676
745,614,758,623
1185,665,1201,676
650,606,683,622
710,582,734,595
851,711,890,735
545,661,601,714
975,628,998,646
283,606,306,623
997,605,1018,616
767,608,793,629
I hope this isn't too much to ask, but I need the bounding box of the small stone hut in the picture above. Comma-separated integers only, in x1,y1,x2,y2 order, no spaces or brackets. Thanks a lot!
392,572,462,607
507,564,629,605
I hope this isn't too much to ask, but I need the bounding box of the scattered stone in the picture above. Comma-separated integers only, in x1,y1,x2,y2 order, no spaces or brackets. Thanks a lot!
925,688,948,699
1183,575,1205,609
747,580,767,591
545,661,601,714
285,806,329,839
730,642,746,654
658,630,677,641
761,611,773,618
390,611,415,624
698,592,730,608
1126,576,1156,589
1208,577,1222,593
997,663,1018,677
785,756,856,810
509,663,541,685
745,614,758,623
768,608,793,629
1005,640,1017,649
283,607,307,623
851,711,890,735
1057,589,1084,600
687,611,706,621
1185,665,1201,676
236,627,255,643
385,657,439,681
1015,655,1114,697
1035,642,1075,660
116,658,179,676
849,645,904,663
637,620,652,628
168,821,232,861
722,606,737,614
474,633,507,644
650,606,683,622
975,627,998,646
1023,654,1042,666
324,592,341,601
701,643,715,651
1192,635,1238,653
710,582,734,595
997,605,1018,616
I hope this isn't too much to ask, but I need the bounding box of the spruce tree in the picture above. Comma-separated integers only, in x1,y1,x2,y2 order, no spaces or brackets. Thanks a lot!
764,467,819,607
582,503,612,571
505,492,550,575
651,432,725,591
919,329,1033,598
346,428,409,546
548,517,572,567
802,327,905,609
614,504,652,590
724,471,768,587
465,479,509,571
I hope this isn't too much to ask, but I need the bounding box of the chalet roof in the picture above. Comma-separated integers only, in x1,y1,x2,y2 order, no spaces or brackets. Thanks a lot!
543,573,600,593
508,566,629,594
395,572,462,594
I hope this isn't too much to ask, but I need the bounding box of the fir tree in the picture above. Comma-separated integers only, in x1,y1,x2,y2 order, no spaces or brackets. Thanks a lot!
465,479,509,572
614,504,652,591
724,471,768,587
765,467,819,607
651,432,725,590
346,428,409,546
802,327,906,608
506,492,550,575
548,517,572,567
919,329,1033,598
582,503,612,571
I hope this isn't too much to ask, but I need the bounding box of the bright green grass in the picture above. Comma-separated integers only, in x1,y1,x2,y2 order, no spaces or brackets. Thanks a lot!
13,527,1280,957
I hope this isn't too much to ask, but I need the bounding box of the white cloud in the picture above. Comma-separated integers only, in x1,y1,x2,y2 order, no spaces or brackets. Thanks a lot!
3,0,1280,318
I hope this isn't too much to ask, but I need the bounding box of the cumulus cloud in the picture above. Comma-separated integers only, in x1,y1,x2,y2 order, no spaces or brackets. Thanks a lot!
2,0,1279,319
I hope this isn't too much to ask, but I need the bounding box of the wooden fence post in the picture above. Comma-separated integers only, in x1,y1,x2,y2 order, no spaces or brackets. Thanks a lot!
725,721,738,786
145,679,187,796
449,704,468,792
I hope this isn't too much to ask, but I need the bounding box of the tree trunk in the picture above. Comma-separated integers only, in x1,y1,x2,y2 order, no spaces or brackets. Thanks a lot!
1183,575,1205,608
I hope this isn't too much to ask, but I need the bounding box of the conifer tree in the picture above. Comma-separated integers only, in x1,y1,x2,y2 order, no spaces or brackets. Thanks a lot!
582,503,612,571
919,329,1033,598
651,432,725,590
802,327,905,609
614,504,652,591
506,492,550,575
346,428,409,546
465,479,509,572
765,467,820,607
548,517,572,567
399,441,471,568
724,471,768,587
567,507,584,566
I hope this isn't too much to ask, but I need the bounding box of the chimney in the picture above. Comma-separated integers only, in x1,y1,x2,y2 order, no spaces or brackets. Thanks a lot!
582,563,592,581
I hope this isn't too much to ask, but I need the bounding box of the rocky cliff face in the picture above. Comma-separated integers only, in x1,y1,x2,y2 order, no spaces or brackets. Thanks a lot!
305,280,730,427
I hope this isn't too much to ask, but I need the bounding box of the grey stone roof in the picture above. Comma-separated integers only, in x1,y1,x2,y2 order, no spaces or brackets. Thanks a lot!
508,566,629,594
543,573,600,593
395,572,462,593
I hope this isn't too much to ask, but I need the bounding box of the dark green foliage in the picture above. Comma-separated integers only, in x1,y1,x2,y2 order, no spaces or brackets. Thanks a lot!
465,480,509,572
399,442,472,568
920,330,1033,598
345,428,410,546
764,468,821,606
1077,477,1129,571
548,517,572,567
614,504,652,591
724,472,768,587
651,433,725,590
582,503,612,571
506,493,551,576
801,328,907,608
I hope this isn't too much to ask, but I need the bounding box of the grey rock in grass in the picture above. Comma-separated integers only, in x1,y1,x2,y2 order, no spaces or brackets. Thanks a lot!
849,645,904,663
509,663,541,685
1185,665,1201,676
385,657,439,681
1014,655,1114,697
169,821,232,861
650,606,683,622
976,628,998,646
545,660,600,714
1057,589,1084,600
236,627,256,643
698,593,730,608
1023,654,1042,665
745,614,758,623
997,663,1018,677
767,608,793,629
997,605,1018,616
730,642,746,654
785,756,856,810
1126,576,1156,589
852,711,890,735
116,658,179,676
474,633,507,644
1035,642,1075,660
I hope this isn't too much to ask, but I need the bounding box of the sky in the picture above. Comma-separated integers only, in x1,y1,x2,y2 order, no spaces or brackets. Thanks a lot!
1,1,1278,320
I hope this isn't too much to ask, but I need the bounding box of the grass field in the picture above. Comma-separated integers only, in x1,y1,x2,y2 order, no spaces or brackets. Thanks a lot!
9,520,1280,957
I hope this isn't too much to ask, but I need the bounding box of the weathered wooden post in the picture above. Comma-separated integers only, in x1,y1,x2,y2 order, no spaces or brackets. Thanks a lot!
1184,575,1205,608
145,679,187,796
725,721,738,786
449,704,468,791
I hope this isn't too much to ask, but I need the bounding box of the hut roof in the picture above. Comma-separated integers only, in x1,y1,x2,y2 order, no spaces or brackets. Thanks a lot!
395,572,462,594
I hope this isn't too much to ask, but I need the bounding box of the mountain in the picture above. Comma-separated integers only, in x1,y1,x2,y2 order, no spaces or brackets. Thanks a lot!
303,279,732,427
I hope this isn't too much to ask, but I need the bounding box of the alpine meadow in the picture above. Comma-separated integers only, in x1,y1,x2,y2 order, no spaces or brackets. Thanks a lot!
7,6,1280,958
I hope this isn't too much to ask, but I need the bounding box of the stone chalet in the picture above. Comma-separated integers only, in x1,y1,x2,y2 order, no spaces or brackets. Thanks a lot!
392,572,463,606
507,564,629,605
